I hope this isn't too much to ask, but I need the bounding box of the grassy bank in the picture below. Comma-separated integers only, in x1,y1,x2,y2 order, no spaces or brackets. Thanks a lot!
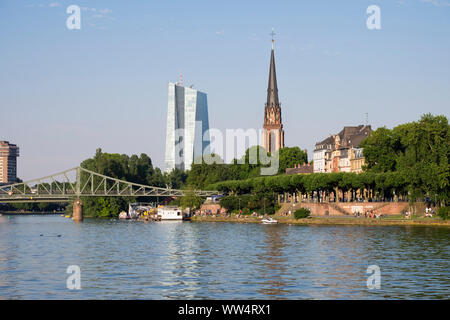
192,214,450,227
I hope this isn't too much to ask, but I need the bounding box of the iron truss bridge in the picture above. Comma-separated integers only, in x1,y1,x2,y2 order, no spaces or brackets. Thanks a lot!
0,167,221,203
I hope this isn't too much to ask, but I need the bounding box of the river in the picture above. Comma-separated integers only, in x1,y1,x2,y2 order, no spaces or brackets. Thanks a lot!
0,215,448,299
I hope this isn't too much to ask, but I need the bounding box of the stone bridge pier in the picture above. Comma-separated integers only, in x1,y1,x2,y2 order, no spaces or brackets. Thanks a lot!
73,198,83,222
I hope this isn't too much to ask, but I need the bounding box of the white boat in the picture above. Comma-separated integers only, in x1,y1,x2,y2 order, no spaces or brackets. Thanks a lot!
157,206,183,220
261,217,278,224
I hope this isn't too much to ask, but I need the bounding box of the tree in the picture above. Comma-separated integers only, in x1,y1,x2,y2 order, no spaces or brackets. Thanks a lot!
180,188,204,210
79,149,165,217
360,127,400,172
277,147,308,174
361,114,449,206
294,208,311,219
165,168,188,189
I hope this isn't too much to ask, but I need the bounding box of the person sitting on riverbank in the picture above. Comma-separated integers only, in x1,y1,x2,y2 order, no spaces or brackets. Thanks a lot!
405,211,411,219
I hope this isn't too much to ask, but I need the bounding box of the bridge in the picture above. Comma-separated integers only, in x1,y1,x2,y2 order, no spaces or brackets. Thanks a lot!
0,166,221,221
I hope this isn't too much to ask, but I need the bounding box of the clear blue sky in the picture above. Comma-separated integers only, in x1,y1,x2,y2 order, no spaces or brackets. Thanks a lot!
1,0,449,180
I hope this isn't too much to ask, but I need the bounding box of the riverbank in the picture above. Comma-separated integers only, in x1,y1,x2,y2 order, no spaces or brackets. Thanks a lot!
192,214,450,227
0,211,63,215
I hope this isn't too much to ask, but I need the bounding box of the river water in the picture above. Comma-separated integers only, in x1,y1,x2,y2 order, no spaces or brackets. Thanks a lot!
0,215,448,299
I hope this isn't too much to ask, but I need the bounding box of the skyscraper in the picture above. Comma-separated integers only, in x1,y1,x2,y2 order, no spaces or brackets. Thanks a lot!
164,82,210,173
0,141,20,184
261,37,285,153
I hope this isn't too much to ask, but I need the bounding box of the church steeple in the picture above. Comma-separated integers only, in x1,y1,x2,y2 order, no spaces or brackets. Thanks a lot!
266,47,279,108
262,31,284,154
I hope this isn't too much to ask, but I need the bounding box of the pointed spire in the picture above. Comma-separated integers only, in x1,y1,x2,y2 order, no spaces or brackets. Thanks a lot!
266,40,279,108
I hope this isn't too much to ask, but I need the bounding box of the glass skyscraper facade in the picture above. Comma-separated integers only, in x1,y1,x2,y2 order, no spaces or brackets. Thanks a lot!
164,82,210,173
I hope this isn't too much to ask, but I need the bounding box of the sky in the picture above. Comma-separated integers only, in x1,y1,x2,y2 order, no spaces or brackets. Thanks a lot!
1,0,449,180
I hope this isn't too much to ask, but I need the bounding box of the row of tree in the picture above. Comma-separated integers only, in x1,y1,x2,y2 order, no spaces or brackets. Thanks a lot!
187,146,308,188
74,114,448,216
211,171,409,201
205,114,449,214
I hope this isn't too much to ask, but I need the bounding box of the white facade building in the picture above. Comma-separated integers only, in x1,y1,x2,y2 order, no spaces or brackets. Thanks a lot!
164,83,210,173
313,149,327,173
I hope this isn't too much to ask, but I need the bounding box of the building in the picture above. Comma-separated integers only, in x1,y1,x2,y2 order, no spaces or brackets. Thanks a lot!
313,125,372,173
285,163,314,175
164,82,210,173
261,38,284,153
0,141,20,184
350,147,365,173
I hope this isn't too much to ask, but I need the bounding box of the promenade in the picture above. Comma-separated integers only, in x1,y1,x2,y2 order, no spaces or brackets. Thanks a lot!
192,214,450,227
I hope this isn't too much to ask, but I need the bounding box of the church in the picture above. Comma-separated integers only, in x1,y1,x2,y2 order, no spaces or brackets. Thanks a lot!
261,35,285,153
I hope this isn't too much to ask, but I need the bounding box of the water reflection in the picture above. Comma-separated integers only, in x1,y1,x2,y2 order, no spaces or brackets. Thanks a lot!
0,216,448,299
256,225,290,299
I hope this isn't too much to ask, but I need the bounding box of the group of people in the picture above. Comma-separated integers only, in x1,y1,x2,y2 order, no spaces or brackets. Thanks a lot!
366,210,382,219
196,209,216,216
404,207,435,219
354,210,382,219
425,207,435,217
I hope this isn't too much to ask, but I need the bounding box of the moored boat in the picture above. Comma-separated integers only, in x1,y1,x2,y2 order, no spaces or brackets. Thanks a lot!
157,206,183,220
261,217,278,224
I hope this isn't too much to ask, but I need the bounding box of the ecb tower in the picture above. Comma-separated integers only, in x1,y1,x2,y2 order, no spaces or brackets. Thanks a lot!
261,36,285,153
164,82,210,173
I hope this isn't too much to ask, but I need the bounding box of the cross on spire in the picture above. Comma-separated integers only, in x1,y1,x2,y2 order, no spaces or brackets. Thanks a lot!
270,28,276,49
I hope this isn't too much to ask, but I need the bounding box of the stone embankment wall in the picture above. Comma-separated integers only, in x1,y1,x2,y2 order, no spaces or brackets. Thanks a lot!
200,201,427,217
280,202,411,216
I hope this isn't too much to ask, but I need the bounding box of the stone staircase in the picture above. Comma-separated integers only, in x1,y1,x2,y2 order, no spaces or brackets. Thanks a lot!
372,202,391,214
328,202,351,215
